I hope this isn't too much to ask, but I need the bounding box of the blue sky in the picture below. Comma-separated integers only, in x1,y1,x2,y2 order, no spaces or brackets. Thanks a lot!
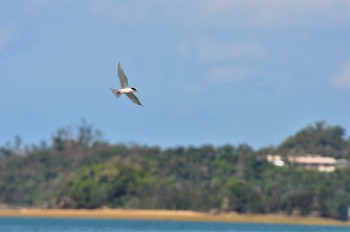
0,1,349,149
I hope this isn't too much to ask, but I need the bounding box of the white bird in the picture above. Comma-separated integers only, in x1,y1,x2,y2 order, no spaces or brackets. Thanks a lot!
110,62,142,106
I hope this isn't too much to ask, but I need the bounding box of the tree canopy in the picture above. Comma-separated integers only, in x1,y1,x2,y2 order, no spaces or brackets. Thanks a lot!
0,121,349,221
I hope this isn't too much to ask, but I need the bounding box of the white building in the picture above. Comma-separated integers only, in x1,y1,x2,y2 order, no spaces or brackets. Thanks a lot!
266,155,341,172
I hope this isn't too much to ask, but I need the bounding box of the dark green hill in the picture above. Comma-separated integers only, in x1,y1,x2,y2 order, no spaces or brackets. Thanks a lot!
278,121,350,158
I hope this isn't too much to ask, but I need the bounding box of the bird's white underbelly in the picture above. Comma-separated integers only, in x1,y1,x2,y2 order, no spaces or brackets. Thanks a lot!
118,88,134,94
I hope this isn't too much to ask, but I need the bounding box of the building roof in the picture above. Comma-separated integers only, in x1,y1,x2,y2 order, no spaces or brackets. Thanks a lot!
288,156,336,165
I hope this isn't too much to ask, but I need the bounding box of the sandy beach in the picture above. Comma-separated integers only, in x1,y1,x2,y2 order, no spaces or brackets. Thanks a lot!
0,208,349,226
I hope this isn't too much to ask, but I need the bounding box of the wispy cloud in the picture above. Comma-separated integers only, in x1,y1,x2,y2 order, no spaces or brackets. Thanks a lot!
179,38,262,93
89,1,349,29
196,38,264,63
182,64,255,96
183,83,206,95
207,65,255,84
91,1,152,24
0,29,12,52
198,1,349,29
175,106,197,119
177,39,191,59
24,1,62,14
331,60,350,91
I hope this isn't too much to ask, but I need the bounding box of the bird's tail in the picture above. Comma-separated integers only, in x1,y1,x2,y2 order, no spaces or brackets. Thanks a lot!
110,88,121,98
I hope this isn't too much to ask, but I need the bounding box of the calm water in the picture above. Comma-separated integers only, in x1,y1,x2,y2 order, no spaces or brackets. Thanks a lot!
0,217,348,232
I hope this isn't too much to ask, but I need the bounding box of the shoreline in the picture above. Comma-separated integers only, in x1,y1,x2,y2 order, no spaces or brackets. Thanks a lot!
0,209,349,226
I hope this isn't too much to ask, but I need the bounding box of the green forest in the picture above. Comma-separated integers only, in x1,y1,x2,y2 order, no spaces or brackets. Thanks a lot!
0,121,349,221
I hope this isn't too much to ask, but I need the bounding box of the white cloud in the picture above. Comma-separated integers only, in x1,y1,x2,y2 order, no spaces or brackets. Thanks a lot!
207,65,254,84
178,38,261,91
24,1,62,14
89,1,349,29
198,1,349,29
91,1,152,24
177,39,191,59
196,38,264,62
332,60,350,91
183,83,206,95
175,106,197,119
0,29,11,52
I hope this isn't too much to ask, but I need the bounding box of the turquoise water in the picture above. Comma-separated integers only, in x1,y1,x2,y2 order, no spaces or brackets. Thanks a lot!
0,217,348,232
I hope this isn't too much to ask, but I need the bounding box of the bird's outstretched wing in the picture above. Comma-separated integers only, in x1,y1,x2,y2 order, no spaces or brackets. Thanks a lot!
126,93,142,106
118,63,129,88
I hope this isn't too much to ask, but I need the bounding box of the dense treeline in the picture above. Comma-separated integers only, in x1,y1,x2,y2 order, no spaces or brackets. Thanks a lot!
0,121,349,220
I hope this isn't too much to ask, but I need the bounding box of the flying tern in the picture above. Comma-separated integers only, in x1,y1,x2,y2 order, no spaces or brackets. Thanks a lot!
110,63,142,106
